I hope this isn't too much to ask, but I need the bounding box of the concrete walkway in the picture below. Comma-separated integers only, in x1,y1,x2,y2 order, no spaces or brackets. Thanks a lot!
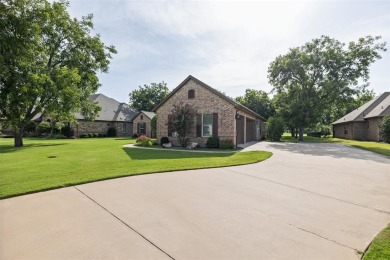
1,142,389,259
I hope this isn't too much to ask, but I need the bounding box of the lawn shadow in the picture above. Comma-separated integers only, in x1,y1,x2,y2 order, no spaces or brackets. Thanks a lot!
122,147,234,160
0,143,67,154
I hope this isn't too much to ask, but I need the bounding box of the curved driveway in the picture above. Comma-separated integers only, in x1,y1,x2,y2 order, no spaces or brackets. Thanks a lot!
1,142,390,259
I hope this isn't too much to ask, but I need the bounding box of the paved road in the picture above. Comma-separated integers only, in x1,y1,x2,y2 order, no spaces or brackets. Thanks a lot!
1,142,390,259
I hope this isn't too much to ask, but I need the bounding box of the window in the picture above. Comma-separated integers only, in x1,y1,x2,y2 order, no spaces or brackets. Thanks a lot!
138,122,146,135
122,123,127,133
140,115,144,120
188,89,195,99
202,114,213,137
344,125,348,135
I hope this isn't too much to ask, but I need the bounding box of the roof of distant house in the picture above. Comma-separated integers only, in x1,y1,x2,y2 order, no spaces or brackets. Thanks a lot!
152,75,266,121
135,111,156,120
333,92,390,124
75,93,138,122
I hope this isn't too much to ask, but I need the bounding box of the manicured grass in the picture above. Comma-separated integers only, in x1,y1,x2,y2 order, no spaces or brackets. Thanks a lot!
280,133,390,157
0,138,272,199
363,224,390,260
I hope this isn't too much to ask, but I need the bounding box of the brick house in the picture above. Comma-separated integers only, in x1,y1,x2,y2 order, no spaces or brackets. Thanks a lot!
153,75,266,146
332,92,390,142
132,111,156,137
73,93,137,137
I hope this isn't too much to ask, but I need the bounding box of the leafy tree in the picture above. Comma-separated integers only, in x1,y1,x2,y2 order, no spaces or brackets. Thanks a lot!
235,89,275,119
266,117,285,141
0,0,116,147
268,35,386,141
150,115,157,138
129,82,169,111
171,102,196,147
381,115,390,143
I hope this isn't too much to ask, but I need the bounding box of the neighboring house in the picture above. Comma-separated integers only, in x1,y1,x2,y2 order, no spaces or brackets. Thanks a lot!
132,111,156,137
333,92,390,142
153,75,266,147
73,93,138,137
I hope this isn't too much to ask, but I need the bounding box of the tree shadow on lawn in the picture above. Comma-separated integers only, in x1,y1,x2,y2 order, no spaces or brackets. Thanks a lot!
0,143,67,154
122,147,233,160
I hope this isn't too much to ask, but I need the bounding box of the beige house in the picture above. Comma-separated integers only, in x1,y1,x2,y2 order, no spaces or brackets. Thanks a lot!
73,93,137,137
333,92,390,142
153,75,266,146
132,111,156,137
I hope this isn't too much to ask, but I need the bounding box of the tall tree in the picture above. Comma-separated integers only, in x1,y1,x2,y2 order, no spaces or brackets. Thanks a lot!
235,89,275,119
129,82,169,111
0,0,116,147
171,102,196,147
268,35,386,141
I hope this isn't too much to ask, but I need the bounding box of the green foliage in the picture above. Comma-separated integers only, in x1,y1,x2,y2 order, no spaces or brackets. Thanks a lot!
131,133,138,138
206,137,220,148
380,115,390,143
269,36,386,141
45,134,67,139
24,121,37,134
79,133,88,138
0,0,116,147
107,127,117,137
135,135,152,146
129,82,169,111
363,223,390,260
266,117,285,141
235,89,275,119
171,102,196,147
220,139,235,149
151,116,157,138
37,122,51,134
160,136,170,145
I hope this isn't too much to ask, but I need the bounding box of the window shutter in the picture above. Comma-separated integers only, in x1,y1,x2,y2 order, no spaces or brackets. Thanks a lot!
212,113,218,137
168,115,173,137
196,114,202,137
137,123,140,134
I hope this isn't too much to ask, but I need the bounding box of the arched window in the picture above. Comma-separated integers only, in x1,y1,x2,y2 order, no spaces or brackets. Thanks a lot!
188,89,195,99
140,115,143,120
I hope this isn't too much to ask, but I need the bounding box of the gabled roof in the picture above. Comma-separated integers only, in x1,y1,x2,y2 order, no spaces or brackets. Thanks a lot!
364,93,390,119
75,93,138,122
135,111,156,120
152,75,266,121
333,92,390,125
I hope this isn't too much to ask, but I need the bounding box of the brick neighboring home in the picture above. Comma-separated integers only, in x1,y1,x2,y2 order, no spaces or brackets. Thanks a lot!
73,93,138,137
132,111,156,137
332,92,390,142
153,75,266,147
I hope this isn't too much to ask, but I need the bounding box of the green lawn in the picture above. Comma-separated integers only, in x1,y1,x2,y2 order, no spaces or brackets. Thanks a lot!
280,134,390,157
363,224,390,260
0,137,272,199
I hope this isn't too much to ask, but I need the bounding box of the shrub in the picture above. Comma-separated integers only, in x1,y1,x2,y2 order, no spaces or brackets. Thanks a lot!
131,133,138,139
46,134,67,139
37,122,51,134
135,135,152,146
88,133,94,138
79,133,88,138
93,133,99,137
206,136,220,148
220,139,235,149
107,127,117,137
380,115,390,143
160,136,170,146
266,117,285,141
24,121,36,134
61,125,74,138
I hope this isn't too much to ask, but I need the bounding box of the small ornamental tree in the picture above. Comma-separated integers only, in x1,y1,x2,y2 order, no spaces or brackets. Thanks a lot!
171,102,196,147
380,115,390,143
266,116,285,141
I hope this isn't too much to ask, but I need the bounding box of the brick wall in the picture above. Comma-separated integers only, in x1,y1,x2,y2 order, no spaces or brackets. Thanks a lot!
73,120,132,137
367,118,381,142
132,113,153,137
156,79,237,146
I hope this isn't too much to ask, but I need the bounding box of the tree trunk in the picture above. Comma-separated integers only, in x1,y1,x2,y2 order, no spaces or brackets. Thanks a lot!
291,128,295,137
298,125,304,142
14,132,24,147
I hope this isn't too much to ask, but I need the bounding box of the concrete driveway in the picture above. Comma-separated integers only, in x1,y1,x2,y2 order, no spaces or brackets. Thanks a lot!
1,142,390,259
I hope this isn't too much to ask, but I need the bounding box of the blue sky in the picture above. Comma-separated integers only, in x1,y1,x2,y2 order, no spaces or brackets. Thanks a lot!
67,0,390,103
